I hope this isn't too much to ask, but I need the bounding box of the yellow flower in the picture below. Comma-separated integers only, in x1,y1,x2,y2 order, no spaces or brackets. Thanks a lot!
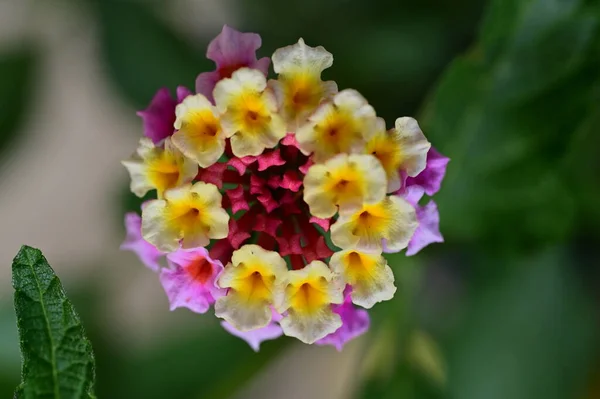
329,249,395,308
215,245,288,331
213,68,286,157
122,137,197,198
331,195,418,252
303,154,387,218
277,261,344,344
296,89,379,162
269,38,338,130
365,118,430,190
141,182,229,252
172,94,225,168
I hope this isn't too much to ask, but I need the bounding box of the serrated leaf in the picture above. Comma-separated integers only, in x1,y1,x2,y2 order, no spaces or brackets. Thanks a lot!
12,246,96,399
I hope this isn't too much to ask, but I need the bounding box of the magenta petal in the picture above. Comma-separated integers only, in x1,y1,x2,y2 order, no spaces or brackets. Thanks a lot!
406,200,444,256
221,321,283,352
160,248,226,314
195,71,221,102
136,88,177,144
406,147,449,196
176,85,193,102
221,308,283,351
196,25,270,102
316,296,370,351
207,25,267,70
121,212,164,272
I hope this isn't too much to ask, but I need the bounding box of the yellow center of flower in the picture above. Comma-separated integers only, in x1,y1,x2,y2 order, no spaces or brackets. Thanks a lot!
365,131,403,178
313,108,361,156
343,251,377,283
146,151,183,196
233,92,272,135
287,276,329,315
180,110,222,146
282,72,323,119
324,164,365,204
163,193,213,238
228,263,277,304
350,204,390,237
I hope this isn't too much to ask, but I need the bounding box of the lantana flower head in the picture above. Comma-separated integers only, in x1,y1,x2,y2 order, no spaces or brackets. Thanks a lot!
121,26,448,350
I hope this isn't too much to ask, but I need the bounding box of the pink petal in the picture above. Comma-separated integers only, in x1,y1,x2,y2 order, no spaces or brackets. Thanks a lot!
406,200,444,256
256,149,285,171
160,248,225,314
226,185,250,214
196,25,270,102
310,216,331,232
221,309,283,352
121,212,164,272
405,147,450,196
137,88,177,144
316,295,370,351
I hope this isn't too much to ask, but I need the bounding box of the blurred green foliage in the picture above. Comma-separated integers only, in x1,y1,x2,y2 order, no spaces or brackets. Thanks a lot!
0,0,598,398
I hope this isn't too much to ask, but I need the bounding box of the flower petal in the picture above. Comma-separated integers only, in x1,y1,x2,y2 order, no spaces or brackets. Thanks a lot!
214,68,286,157
316,295,370,351
122,137,198,198
221,308,283,351
269,38,337,129
141,182,229,252
330,249,396,308
215,245,288,331
160,248,225,313
278,261,344,344
121,212,164,272
405,147,449,196
392,117,431,177
172,94,225,168
303,153,387,218
196,25,270,102
406,200,444,256
331,195,418,252
296,89,378,162
137,88,177,144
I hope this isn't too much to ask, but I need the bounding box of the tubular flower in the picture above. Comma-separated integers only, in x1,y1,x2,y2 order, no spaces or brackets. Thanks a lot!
303,153,387,218
214,68,286,157
331,195,418,252
120,26,448,350
141,182,229,252
215,245,287,331
277,261,344,344
160,248,225,314
269,38,338,129
297,89,379,162
329,249,395,308
122,137,198,198
173,94,225,168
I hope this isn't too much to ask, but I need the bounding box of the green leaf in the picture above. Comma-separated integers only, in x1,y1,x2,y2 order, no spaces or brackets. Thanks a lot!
12,246,96,399
446,250,598,399
0,47,37,162
421,0,600,250
92,1,211,108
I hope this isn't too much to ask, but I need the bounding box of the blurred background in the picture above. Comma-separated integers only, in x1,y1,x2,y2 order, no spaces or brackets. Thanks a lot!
1,0,599,398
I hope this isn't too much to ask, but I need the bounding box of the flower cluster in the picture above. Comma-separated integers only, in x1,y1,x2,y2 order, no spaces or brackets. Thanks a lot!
121,26,449,351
